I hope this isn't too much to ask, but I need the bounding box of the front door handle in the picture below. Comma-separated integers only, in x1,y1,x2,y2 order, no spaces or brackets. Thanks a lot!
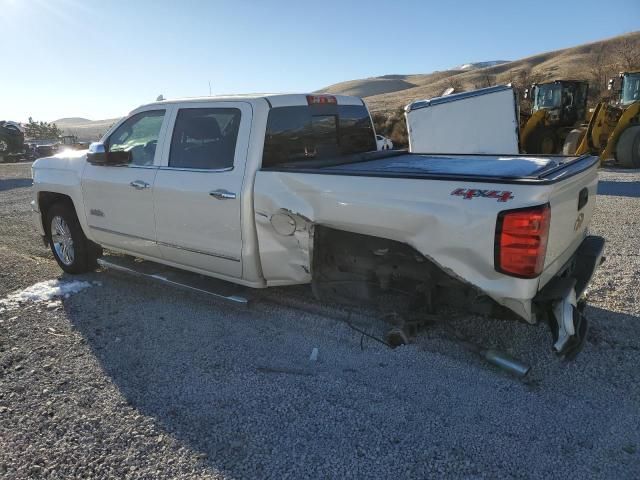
130,180,150,190
209,189,236,200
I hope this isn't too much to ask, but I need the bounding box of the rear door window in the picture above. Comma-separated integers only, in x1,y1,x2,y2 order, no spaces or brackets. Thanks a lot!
262,104,376,167
169,108,241,170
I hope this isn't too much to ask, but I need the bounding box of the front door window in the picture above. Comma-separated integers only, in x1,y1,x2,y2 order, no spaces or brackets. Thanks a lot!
107,110,165,166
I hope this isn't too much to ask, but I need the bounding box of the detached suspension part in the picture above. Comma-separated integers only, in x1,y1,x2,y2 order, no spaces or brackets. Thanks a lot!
549,288,589,360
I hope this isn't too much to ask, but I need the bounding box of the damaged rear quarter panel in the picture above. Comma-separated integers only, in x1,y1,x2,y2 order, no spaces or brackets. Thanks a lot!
253,170,551,320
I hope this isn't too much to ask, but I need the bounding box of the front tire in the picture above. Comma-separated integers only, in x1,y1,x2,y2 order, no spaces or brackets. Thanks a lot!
46,202,97,274
616,125,640,168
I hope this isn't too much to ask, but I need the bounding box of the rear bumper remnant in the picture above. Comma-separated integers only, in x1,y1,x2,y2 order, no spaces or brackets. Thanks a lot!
534,235,605,358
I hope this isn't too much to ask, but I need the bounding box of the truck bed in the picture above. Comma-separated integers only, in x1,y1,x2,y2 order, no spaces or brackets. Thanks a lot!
264,152,599,184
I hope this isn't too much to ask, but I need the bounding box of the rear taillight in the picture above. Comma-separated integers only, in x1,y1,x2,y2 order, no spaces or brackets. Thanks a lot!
306,95,337,105
495,204,550,278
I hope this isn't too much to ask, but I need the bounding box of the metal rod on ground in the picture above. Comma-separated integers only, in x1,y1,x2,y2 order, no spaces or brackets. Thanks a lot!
457,338,530,378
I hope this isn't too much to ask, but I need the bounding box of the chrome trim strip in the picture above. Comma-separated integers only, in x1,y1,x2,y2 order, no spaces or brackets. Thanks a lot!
156,241,240,262
158,166,234,173
89,225,240,262
91,165,158,169
89,225,155,242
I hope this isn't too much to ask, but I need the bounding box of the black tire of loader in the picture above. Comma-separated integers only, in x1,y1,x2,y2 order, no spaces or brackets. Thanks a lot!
525,126,558,154
616,125,640,168
562,127,587,156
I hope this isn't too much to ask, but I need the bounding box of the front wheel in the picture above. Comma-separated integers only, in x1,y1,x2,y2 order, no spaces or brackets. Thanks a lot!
46,202,97,274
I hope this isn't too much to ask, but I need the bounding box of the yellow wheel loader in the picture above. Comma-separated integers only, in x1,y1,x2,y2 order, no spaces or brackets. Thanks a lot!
569,71,640,167
520,80,589,154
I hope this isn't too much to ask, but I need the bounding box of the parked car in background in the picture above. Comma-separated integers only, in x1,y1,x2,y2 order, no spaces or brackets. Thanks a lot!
35,144,57,159
376,134,393,150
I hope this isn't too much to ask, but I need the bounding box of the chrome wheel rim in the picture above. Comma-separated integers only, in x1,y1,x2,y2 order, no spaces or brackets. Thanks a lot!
51,216,75,266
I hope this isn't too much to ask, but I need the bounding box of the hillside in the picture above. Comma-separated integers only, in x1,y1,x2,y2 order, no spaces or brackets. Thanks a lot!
53,117,120,141
53,31,640,142
320,31,640,112
53,117,92,126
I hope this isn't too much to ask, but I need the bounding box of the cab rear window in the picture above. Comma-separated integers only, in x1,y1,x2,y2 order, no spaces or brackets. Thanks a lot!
262,104,376,167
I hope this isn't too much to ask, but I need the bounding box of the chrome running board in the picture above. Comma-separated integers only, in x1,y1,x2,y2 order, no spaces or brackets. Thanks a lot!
97,255,250,307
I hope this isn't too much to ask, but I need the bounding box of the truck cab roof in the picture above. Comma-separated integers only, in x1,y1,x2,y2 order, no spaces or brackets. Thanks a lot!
136,93,365,111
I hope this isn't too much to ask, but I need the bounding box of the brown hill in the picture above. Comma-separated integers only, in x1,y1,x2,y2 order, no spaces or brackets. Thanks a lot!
53,117,121,142
320,31,640,112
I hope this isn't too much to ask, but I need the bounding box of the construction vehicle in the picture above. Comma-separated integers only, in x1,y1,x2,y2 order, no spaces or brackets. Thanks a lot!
520,80,589,154
0,121,25,162
58,135,90,151
568,71,640,167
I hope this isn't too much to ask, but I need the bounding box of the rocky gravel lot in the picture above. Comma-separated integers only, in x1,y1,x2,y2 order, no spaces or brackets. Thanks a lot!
0,162,639,479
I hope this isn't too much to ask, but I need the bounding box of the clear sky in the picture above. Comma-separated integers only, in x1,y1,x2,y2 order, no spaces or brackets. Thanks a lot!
1,0,638,122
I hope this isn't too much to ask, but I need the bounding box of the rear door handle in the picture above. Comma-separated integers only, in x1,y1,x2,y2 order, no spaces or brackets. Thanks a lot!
130,180,150,190
209,189,236,200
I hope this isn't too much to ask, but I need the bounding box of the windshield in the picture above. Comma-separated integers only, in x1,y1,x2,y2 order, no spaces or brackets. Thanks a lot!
533,84,562,110
621,74,640,105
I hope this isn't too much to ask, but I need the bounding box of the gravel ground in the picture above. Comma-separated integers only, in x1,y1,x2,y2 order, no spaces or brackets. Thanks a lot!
0,162,639,479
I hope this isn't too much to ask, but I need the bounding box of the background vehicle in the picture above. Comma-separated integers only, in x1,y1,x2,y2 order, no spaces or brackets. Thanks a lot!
569,71,640,167
520,80,589,154
35,144,57,159
58,135,91,151
31,93,603,357
0,120,25,162
375,134,393,150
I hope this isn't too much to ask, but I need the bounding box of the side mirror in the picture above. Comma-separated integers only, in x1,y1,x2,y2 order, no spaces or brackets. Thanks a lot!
87,142,107,164
524,84,536,100
87,142,131,166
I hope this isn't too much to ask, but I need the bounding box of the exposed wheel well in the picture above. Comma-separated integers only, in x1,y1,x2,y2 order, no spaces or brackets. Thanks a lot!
38,192,74,222
311,225,509,318
38,192,103,259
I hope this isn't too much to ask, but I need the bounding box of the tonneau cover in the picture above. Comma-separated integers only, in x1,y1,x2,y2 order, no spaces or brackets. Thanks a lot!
323,153,579,179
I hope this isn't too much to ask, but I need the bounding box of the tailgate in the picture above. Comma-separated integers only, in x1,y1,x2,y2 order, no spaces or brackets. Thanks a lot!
540,160,599,286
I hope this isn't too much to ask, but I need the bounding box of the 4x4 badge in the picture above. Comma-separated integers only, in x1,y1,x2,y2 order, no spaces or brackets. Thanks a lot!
451,188,514,202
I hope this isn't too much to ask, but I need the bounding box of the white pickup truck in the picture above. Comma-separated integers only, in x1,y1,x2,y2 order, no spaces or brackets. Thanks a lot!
31,93,604,357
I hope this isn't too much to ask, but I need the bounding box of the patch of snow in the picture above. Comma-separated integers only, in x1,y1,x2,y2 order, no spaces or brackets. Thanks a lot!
0,279,93,311
46,300,61,310
455,60,509,70
309,348,319,362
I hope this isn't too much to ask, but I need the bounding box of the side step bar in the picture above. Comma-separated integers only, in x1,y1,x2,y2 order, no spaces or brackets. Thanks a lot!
97,256,250,307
